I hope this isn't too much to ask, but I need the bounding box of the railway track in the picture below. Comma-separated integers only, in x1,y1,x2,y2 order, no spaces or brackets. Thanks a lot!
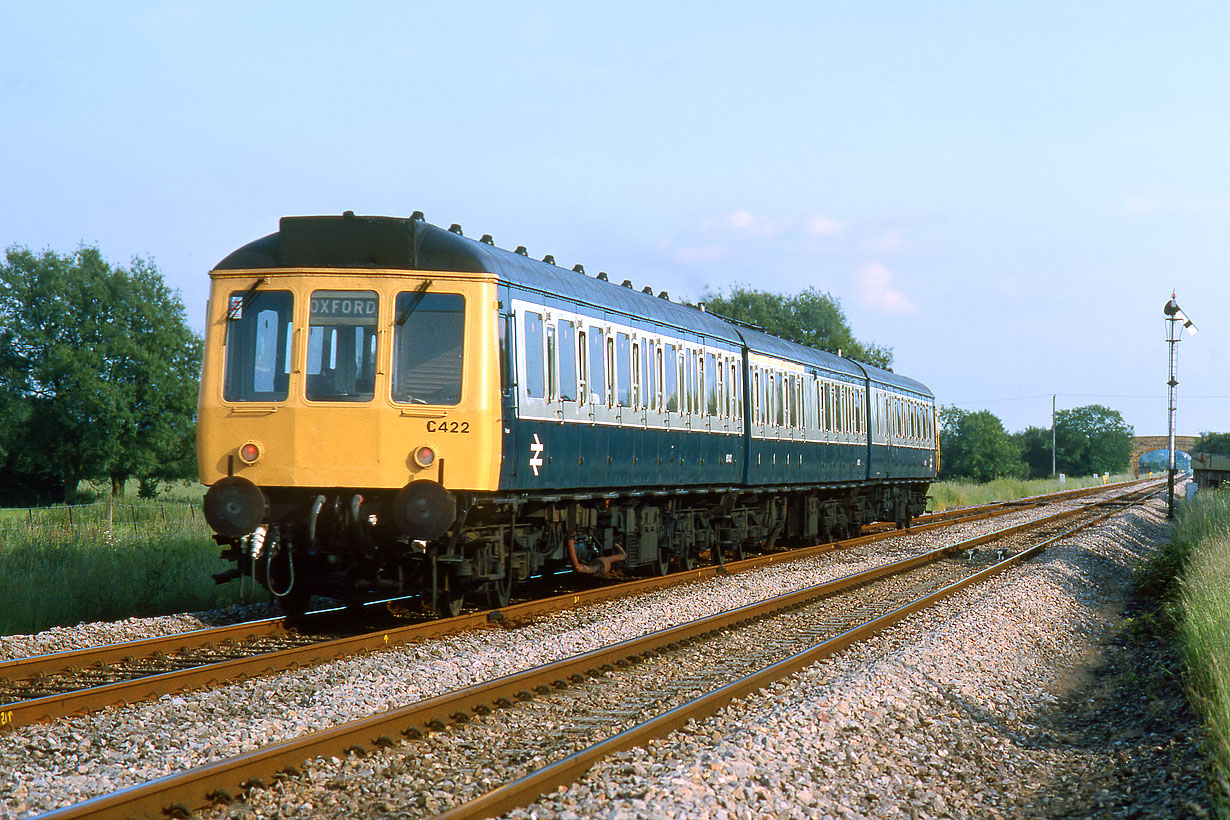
24,480,1160,820
0,479,1149,734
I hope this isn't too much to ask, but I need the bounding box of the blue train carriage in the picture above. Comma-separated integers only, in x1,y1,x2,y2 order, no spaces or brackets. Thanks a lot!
497,248,937,573
499,258,753,576
199,212,936,615
733,325,936,540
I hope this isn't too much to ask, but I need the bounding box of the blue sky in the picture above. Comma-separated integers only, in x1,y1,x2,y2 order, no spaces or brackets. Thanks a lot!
3,1,1229,437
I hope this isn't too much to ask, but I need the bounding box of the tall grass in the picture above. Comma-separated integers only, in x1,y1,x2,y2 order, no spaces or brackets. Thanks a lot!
928,473,1135,511
1172,490,1230,813
0,498,258,636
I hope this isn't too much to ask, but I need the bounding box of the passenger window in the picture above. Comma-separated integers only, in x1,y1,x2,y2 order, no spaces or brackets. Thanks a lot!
546,323,557,401
306,290,378,402
224,289,293,402
644,341,656,409
616,332,632,407
522,312,546,399
392,291,465,405
558,320,577,402
635,340,647,408
588,329,605,405
664,343,679,411
706,353,717,415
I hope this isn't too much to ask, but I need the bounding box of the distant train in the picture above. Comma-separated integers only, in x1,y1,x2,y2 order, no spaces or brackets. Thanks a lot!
199,212,937,614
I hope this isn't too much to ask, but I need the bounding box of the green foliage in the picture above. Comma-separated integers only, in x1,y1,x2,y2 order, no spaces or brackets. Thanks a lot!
0,245,201,502
938,405,1025,482
0,499,261,635
928,473,1132,511
1194,432,1230,455
1167,490,1230,814
1014,425,1055,479
1054,404,1133,476
701,285,893,369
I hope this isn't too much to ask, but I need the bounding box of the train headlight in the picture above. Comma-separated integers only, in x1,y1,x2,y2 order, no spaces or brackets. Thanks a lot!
238,441,264,465
413,445,437,469
393,480,456,541
203,476,267,537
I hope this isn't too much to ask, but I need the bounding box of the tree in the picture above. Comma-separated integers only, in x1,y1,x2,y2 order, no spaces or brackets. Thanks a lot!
1053,405,1133,476
0,246,201,502
938,406,1025,482
1014,426,1054,479
701,285,893,369
1193,432,1230,455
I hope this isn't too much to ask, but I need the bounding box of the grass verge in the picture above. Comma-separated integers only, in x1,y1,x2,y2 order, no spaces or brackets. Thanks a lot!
928,473,1135,511
1162,489,1230,815
0,498,259,636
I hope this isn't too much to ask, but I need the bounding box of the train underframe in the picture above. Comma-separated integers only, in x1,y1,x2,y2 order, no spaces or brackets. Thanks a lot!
213,481,929,616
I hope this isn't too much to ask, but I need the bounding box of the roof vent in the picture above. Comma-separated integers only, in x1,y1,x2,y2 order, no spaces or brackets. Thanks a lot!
642,286,654,294
410,211,425,221
621,279,633,289
449,224,464,235
572,264,585,274
543,254,556,265
658,291,670,301
343,210,355,218
597,272,609,281
515,246,528,256
480,234,494,245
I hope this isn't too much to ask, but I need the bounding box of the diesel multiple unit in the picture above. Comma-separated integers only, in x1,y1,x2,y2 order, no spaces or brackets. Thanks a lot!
199,213,937,614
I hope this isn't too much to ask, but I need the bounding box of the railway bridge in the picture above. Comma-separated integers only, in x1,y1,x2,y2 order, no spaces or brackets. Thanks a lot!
1131,435,1198,476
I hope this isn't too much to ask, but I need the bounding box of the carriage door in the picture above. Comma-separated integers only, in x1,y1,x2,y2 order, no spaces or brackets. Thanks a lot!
499,285,518,479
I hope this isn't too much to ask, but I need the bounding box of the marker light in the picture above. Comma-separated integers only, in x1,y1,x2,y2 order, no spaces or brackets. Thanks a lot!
238,441,263,465
413,445,437,469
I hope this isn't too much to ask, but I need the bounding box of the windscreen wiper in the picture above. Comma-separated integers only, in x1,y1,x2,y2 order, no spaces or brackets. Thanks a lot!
395,279,434,326
227,277,268,320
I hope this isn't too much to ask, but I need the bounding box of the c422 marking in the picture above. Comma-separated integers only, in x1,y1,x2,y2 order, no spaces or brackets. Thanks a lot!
426,420,470,434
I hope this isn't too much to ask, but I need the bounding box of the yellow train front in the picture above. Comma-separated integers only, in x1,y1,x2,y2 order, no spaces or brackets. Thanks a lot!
199,213,506,614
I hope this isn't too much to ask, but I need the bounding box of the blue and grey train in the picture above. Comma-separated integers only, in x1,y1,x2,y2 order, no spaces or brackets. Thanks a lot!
198,213,937,614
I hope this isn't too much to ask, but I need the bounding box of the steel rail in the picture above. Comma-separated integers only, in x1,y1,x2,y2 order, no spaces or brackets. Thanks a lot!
28,485,1155,820
0,616,290,681
2,479,1159,732
432,485,1165,820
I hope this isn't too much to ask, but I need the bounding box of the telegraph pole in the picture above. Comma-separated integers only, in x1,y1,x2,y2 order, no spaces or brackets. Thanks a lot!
1052,394,1057,477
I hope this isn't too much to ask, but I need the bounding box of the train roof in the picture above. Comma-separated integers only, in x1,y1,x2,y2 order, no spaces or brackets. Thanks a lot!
215,212,932,399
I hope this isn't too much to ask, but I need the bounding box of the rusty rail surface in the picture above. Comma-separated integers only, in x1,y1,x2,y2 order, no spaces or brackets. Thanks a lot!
30,482,1160,820
434,484,1164,820
2,479,1155,733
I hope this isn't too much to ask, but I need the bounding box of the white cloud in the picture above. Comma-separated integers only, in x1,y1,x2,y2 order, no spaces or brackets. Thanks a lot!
698,209,848,241
703,210,786,239
856,262,918,315
801,214,847,238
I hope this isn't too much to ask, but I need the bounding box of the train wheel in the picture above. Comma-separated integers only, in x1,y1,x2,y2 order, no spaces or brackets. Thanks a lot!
485,562,513,609
672,546,695,572
649,546,670,577
435,572,464,618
